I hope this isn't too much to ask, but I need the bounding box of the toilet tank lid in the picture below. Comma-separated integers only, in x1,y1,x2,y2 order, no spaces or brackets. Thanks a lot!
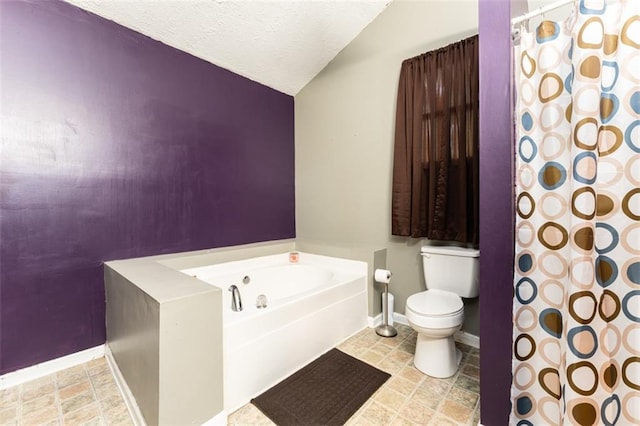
421,245,480,257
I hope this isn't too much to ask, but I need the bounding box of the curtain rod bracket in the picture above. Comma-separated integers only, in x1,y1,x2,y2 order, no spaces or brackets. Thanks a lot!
511,26,522,44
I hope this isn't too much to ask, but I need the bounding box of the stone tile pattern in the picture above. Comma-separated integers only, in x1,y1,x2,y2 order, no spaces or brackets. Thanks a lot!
0,357,133,426
228,324,481,425
1,325,479,425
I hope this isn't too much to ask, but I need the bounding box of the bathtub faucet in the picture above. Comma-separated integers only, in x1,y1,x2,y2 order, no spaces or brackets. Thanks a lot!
228,285,243,312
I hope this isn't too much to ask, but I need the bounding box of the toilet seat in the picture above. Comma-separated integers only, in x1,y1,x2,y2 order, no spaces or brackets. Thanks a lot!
406,290,464,329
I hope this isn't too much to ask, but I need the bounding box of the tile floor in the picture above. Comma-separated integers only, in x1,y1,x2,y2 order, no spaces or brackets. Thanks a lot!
1,324,480,425
228,324,481,426
0,358,132,426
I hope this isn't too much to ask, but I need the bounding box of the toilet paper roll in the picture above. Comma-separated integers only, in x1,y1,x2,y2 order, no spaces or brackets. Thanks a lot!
374,269,392,283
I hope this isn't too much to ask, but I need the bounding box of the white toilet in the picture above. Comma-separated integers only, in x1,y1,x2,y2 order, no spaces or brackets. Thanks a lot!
405,245,479,378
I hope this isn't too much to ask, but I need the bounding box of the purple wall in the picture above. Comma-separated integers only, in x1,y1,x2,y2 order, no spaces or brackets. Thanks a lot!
0,0,294,374
478,0,525,424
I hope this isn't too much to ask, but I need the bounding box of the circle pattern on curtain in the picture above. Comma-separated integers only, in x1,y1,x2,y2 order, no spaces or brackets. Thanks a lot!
512,1,640,425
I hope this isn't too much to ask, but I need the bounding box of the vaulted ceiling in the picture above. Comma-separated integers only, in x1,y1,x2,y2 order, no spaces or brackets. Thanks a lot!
64,0,391,95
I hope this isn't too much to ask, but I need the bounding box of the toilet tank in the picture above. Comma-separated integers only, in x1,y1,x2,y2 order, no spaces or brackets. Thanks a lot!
421,246,480,298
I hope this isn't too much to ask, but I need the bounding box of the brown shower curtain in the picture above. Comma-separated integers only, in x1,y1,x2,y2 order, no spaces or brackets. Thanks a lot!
392,35,479,245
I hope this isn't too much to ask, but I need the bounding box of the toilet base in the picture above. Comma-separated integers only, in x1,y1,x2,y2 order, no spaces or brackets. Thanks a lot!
413,333,462,378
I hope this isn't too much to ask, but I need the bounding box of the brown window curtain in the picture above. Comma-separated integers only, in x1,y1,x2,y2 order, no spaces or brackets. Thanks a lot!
392,35,479,245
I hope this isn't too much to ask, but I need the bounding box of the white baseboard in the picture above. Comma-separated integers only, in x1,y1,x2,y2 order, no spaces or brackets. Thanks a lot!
394,312,409,326
368,312,479,349
367,313,380,328
104,346,146,426
368,312,407,328
455,330,480,349
367,312,406,328
202,411,228,425
0,345,105,390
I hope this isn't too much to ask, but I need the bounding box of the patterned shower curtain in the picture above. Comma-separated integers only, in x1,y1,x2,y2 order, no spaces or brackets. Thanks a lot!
512,1,639,425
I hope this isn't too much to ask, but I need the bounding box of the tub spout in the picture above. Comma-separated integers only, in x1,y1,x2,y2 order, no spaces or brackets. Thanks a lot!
229,285,243,312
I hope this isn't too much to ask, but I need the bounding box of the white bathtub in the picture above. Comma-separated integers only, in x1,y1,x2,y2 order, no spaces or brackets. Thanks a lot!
181,252,368,413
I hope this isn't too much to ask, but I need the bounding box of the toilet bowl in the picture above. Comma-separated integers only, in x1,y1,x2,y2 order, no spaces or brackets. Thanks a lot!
406,289,464,378
405,245,479,378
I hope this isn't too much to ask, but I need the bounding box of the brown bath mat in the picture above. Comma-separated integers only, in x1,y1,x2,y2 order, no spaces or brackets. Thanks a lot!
251,348,390,426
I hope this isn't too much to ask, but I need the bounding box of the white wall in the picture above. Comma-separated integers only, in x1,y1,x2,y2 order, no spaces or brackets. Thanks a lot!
295,0,480,334
525,0,574,25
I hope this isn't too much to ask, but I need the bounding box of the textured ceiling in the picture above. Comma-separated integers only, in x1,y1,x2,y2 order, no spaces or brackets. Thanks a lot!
64,0,391,95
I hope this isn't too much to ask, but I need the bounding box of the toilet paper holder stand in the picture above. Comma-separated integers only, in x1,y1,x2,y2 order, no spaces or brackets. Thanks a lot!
375,270,397,338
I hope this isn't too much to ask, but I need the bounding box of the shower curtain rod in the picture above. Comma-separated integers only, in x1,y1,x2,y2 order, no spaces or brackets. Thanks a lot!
511,0,574,26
